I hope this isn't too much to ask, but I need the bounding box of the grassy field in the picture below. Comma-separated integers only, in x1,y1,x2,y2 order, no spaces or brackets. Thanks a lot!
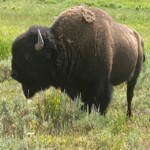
0,0,150,149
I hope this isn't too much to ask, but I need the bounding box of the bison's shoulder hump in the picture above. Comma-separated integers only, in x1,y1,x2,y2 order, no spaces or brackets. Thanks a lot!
55,6,96,24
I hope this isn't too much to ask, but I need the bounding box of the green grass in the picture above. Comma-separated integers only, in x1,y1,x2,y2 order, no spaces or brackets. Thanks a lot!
0,0,150,58
0,0,150,149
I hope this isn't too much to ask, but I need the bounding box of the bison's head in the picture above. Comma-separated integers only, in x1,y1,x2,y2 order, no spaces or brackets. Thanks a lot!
11,26,58,98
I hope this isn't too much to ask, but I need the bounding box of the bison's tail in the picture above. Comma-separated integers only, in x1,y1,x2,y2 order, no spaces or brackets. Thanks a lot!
141,39,145,63
143,54,146,62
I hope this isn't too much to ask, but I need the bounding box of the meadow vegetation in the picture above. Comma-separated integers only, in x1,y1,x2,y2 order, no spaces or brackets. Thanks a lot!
0,0,149,149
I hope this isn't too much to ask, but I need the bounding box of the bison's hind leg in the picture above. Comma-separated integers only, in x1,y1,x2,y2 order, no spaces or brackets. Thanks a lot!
127,76,138,118
127,59,143,118
127,71,141,118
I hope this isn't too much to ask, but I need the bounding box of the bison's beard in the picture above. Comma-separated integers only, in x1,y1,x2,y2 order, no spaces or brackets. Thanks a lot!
22,83,50,99
22,84,40,99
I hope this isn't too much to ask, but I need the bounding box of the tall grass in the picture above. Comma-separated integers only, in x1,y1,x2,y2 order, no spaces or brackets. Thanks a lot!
0,78,149,149
0,0,150,149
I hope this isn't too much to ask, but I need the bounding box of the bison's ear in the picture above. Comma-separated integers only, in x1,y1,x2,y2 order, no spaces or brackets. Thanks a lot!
34,29,44,51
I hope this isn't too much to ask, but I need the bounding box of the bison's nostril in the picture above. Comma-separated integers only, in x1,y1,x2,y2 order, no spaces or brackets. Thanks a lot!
11,70,17,79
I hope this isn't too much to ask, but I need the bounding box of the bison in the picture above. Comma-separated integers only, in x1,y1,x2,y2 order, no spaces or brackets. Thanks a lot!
11,6,145,118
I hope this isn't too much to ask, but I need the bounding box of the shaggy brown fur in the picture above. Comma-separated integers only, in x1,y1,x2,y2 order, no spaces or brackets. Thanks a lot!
11,6,145,117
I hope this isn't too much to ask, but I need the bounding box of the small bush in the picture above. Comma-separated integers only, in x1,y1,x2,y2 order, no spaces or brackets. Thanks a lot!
0,59,11,82
33,89,84,134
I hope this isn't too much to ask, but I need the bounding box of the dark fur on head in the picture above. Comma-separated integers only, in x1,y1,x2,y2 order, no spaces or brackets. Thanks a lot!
11,26,60,98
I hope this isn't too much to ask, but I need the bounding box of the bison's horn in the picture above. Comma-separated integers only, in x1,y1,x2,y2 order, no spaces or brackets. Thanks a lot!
34,29,44,51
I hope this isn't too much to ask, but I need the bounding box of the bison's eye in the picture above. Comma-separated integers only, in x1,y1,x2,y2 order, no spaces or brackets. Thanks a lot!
24,53,32,62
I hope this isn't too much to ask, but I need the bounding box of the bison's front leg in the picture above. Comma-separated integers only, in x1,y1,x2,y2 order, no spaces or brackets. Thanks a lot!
99,81,113,116
81,80,113,115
